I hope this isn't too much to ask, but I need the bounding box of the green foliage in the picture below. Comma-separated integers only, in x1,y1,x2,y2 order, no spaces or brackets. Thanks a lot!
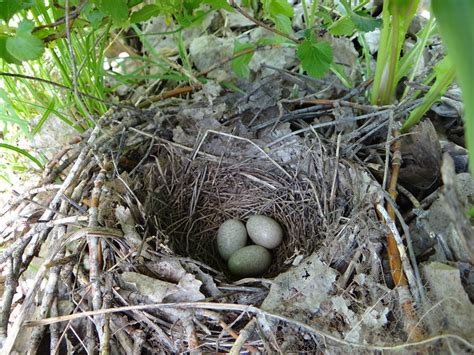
432,0,474,172
264,0,294,18
371,0,420,105
349,11,380,32
0,35,21,64
329,0,381,36
297,32,332,78
0,0,34,23
232,40,255,79
130,5,161,23
0,143,43,169
6,20,44,61
401,56,456,133
94,0,129,25
262,0,294,37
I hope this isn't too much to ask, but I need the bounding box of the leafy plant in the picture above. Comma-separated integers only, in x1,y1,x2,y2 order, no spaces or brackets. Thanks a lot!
371,0,419,105
401,56,456,133
431,0,474,171
297,31,332,79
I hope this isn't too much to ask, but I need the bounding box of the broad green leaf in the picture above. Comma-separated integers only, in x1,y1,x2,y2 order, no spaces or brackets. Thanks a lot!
350,12,381,32
57,0,80,6
96,0,129,25
87,10,106,28
273,13,293,35
0,0,34,23
183,0,202,13
128,0,144,8
264,0,294,18
203,0,234,12
432,0,474,171
329,16,355,36
297,38,332,78
232,40,255,79
315,10,333,26
0,35,21,64
130,4,160,23
6,20,44,61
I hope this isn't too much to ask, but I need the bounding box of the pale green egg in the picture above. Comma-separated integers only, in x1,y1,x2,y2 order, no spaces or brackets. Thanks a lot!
217,219,248,260
228,245,272,277
246,215,283,249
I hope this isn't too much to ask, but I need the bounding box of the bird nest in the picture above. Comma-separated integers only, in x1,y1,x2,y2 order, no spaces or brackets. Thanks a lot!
135,131,360,277
1,98,426,353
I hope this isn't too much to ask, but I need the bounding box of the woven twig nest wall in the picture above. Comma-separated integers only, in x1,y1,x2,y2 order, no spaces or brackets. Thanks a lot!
133,130,364,278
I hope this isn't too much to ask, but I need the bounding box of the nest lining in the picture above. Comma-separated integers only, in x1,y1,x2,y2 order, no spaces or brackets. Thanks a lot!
131,136,360,278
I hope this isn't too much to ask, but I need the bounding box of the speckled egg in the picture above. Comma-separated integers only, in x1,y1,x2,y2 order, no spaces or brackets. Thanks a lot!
217,219,248,260
246,215,283,249
228,245,272,277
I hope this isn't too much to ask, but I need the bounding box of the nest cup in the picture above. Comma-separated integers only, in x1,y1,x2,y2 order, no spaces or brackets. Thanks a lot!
135,138,355,278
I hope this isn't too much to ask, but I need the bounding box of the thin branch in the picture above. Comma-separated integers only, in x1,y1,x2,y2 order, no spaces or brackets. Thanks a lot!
24,302,474,351
229,0,298,43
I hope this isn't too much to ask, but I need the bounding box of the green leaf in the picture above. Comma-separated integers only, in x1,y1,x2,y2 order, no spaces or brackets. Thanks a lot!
329,16,355,36
0,89,29,133
6,20,44,61
432,0,474,172
330,63,352,88
297,38,332,78
128,0,143,8
401,57,456,133
203,0,234,12
130,4,160,23
96,0,129,25
256,35,286,46
267,0,294,18
0,35,21,64
0,0,34,23
350,11,381,32
87,9,106,27
0,143,43,169
31,100,55,137
273,13,293,35
57,0,80,6
232,40,255,79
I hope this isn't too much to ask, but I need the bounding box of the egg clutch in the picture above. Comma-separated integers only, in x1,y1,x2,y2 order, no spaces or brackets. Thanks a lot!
216,215,283,277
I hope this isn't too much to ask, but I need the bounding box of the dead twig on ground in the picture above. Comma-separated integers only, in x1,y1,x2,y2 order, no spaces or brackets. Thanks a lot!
379,129,425,342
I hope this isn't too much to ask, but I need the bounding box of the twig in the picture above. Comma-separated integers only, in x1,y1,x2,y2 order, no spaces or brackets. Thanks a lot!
378,128,425,342
88,166,107,348
1,126,101,354
24,302,474,351
229,0,298,42
266,109,392,148
220,319,258,353
194,130,292,179
229,318,258,354
135,85,198,108
0,257,20,347
197,44,282,77
0,72,135,110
